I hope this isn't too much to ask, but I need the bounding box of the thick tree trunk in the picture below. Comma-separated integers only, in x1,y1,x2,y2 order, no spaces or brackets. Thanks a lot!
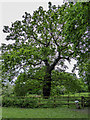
43,70,52,99
42,55,60,98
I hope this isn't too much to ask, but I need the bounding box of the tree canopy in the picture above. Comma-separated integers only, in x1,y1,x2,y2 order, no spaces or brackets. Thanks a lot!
14,72,42,96
14,70,84,96
1,2,89,98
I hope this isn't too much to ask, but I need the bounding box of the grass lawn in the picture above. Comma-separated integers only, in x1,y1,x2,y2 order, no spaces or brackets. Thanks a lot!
2,107,89,118
0,107,2,120
1,92,90,119
0,96,2,120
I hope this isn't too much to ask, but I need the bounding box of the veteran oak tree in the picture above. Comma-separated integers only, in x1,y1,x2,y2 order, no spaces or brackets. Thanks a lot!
1,2,88,98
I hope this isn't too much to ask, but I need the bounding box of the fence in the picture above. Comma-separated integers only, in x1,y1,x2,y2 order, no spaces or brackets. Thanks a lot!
36,96,89,108
2,95,89,108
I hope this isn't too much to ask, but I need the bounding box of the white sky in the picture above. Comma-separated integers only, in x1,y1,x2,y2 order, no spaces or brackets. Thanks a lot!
0,0,79,77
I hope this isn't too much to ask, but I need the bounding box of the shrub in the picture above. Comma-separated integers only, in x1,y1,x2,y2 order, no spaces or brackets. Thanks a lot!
84,98,90,107
2,97,38,108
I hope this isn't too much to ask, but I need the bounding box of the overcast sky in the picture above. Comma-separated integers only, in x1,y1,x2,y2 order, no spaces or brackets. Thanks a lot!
0,0,64,45
0,0,79,77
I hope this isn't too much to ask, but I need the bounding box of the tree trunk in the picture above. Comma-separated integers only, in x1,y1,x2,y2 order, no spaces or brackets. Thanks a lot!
42,55,60,98
43,70,52,99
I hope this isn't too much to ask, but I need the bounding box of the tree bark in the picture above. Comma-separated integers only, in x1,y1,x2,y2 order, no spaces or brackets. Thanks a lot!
42,53,61,98
43,68,52,99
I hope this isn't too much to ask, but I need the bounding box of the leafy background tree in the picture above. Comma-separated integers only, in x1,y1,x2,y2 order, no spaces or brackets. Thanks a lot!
61,1,89,92
1,81,14,96
78,60,90,92
14,72,42,96
1,2,89,98
14,70,86,97
51,70,84,95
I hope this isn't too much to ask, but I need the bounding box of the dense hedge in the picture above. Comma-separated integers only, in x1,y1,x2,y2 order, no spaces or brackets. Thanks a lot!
2,96,89,108
2,96,62,108
2,97,38,108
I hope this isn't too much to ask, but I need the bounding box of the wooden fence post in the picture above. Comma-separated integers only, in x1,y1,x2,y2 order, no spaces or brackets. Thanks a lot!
81,96,85,109
68,95,69,108
54,97,56,108
38,97,40,107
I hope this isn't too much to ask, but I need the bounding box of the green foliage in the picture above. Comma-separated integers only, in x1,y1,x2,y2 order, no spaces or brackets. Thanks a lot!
62,2,89,83
14,70,86,96
2,97,38,108
1,81,14,96
0,2,89,97
14,72,42,96
78,60,90,92
51,71,81,95
2,93,90,109
0,2,74,80
2,96,55,108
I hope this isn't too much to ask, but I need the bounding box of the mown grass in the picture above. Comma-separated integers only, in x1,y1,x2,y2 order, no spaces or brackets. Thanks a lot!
0,107,2,120
1,92,90,119
0,96,2,120
2,107,89,118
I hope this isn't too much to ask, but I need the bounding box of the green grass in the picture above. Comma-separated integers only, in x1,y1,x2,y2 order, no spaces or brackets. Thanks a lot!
1,92,90,119
0,107,2,120
2,107,89,118
0,96,2,120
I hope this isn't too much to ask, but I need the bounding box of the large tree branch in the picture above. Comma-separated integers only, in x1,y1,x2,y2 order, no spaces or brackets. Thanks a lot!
50,52,61,71
50,51,74,72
